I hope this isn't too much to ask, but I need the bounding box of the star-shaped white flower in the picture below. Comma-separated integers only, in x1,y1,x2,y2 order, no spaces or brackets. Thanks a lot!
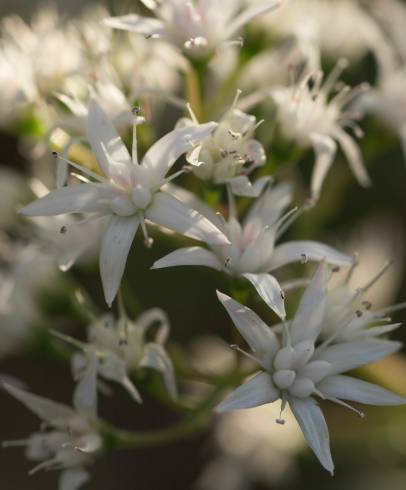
104,0,281,59
271,63,371,202
20,99,229,306
2,382,101,490
152,182,353,319
55,308,177,404
215,261,406,473
182,93,269,196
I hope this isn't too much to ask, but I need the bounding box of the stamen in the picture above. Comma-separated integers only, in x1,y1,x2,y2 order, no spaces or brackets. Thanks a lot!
344,253,359,285
322,58,349,96
140,215,154,248
327,396,365,419
361,261,393,293
230,344,259,364
274,206,301,240
375,301,406,316
276,396,287,425
51,152,106,183
186,102,199,125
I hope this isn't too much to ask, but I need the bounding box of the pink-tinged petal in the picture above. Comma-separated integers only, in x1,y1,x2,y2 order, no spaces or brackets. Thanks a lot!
216,290,280,365
225,1,281,40
290,261,328,344
333,127,371,187
103,14,165,37
226,175,271,197
87,99,132,178
141,123,217,182
99,215,140,307
243,273,286,319
146,192,229,245
318,375,406,406
315,340,402,375
309,133,337,203
269,240,354,271
289,396,334,474
59,469,91,490
216,372,279,412
20,184,107,217
152,246,222,270
2,383,74,424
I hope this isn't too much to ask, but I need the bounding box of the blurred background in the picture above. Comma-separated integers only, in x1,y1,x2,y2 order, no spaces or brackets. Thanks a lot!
1,1,406,489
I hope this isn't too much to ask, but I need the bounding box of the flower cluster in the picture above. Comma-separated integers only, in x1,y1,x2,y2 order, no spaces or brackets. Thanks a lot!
0,1,406,489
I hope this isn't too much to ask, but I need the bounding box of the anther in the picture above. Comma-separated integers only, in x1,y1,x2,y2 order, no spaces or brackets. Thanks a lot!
362,301,372,310
332,266,340,273
300,253,308,264
59,225,67,234
144,237,154,248
132,106,141,115
224,257,231,268
356,310,363,318
51,151,58,158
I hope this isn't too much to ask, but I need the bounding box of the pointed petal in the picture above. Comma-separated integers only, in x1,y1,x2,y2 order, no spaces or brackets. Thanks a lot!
290,261,328,344
289,396,334,474
20,184,106,217
2,383,74,424
269,240,354,271
318,375,406,406
216,290,280,365
98,353,142,403
59,469,90,490
216,372,279,412
152,246,222,270
334,128,371,187
141,123,217,182
315,340,402,375
103,14,165,37
87,99,132,178
226,176,271,197
99,215,139,307
146,192,229,245
309,133,337,202
225,1,281,40
73,351,98,418
140,343,178,399
243,273,286,319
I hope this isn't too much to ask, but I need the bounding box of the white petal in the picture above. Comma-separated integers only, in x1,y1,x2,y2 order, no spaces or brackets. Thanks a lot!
318,375,406,406
289,396,334,474
87,99,132,178
20,184,106,217
216,290,280,365
103,14,165,37
59,469,90,490
290,261,328,344
99,215,139,307
315,340,402,375
146,192,229,245
152,246,222,270
216,372,279,412
333,128,371,187
2,383,74,424
141,123,217,182
98,353,142,403
225,1,281,40
309,133,337,202
140,343,178,400
226,176,271,197
73,352,98,418
243,273,286,319
269,240,354,271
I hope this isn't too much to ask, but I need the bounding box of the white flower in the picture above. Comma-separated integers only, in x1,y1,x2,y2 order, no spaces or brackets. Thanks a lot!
319,261,404,343
20,99,229,306
57,308,177,403
215,261,406,473
182,94,268,195
104,0,281,59
153,182,353,318
271,64,371,202
2,382,101,490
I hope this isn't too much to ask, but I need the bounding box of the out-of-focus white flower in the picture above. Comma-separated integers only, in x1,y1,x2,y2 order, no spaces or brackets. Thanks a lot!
57,308,177,403
0,242,57,358
271,64,370,201
254,0,380,62
181,94,268,195
2,382,101,490
20,100,229,306
215,261,406,473
153,182,353,317
104,0,281,59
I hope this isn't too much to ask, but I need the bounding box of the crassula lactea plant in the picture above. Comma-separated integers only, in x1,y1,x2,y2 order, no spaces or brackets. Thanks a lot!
1,1,406,489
